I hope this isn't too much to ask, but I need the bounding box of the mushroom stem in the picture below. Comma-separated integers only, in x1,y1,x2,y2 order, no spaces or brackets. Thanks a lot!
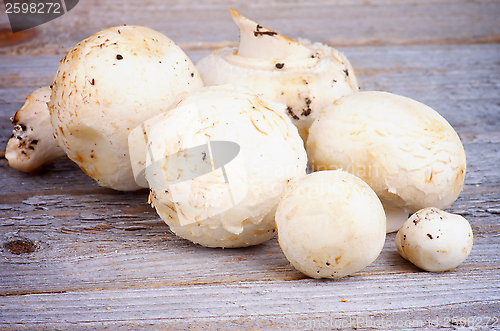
5,86,65,172
229,8,314,61
384,204,410,233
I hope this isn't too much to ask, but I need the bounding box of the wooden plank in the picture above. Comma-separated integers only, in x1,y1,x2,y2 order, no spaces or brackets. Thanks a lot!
0,158,498,295
0,0,499,56
0,271,499,326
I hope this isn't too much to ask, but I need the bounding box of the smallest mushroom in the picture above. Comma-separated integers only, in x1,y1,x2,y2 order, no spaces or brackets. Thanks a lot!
395,207,473,272
5,86,65,172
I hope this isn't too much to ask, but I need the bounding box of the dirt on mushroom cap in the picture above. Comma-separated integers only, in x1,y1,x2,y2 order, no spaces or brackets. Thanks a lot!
48,25,203,191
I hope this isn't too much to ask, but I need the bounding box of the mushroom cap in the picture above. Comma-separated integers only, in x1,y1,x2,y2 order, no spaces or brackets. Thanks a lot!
143,84,307,248
196,10,358,142
275,170,386,279
48,25,203,191
395,207,473,272
307,91,466,232
6,86,65,172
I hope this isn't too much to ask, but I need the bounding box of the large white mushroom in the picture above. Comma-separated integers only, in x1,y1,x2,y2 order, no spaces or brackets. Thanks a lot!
307,91,467,233
48,25,203,191
6,86,65,172
196,8,358,142
129,84,307,248
395,207,473,272
275,170,386,279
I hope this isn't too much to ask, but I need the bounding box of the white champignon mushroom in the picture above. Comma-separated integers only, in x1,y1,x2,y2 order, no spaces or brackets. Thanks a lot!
307,91,467,233
275,170,386,279
196,8,358,142
130,84,307,248
395,207,473,272
48,25,203,191
6,86,66,172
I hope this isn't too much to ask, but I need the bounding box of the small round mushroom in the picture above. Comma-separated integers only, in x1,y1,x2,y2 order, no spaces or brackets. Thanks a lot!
395,207,473,272
48,25,203,191
196,8,358,142
307,91,467,233
5,86,66,172
136,84,307,248
275,170,386,279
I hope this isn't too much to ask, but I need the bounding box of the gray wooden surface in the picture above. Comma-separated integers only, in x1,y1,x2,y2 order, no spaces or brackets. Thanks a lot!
1,1,499,330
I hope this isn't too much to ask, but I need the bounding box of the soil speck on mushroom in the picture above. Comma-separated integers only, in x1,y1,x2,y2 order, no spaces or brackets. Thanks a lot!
395,207,473,272
196,8,359,143
48,25,203,191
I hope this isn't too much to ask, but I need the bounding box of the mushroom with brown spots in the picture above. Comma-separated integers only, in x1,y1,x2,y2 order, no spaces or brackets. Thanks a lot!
5,86,66,172
196,8,358,143
48,25,203,191
395,207,473,272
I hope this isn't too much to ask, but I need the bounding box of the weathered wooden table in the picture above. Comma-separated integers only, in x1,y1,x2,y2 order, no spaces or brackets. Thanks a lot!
1,1,499,330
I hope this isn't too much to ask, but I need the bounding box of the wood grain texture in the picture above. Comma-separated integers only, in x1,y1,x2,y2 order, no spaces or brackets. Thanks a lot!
0,0,499,56
1,0,499,330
